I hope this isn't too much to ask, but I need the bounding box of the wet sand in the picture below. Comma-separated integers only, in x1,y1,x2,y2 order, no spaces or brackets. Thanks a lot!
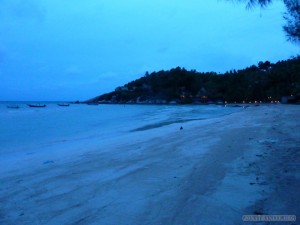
0,104,299,225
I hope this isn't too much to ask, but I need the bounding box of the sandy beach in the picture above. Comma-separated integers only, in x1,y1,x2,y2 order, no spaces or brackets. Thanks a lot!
0,105,299,225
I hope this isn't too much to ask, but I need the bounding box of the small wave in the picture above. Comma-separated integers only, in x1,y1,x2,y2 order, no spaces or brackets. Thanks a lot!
131,118,202,132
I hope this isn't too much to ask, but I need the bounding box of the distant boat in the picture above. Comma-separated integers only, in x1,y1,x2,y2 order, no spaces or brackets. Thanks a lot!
7,105,20,109
58,103,70,107
28,104,46,108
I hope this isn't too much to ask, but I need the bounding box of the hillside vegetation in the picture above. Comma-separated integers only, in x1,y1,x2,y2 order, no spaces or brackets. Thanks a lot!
91,57,300,104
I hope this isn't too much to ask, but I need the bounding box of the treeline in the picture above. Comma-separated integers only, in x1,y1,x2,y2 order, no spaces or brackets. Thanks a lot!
94,57,300,104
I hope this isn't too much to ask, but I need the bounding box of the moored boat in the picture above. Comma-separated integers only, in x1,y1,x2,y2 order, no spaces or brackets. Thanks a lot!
7,105,20,109
58,103,70,107
28,104,46,108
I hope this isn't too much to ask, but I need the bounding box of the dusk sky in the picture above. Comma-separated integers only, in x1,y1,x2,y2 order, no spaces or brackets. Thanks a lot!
0,0,299,101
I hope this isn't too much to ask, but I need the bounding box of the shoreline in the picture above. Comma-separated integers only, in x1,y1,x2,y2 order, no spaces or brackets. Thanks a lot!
0,105,299,224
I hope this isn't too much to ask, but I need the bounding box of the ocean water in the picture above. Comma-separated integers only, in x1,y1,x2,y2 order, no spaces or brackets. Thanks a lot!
0,102,240,157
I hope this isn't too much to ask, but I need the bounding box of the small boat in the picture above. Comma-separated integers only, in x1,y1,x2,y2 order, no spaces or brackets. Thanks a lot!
58,103,70,107
7,105,20,109
28,104,46,108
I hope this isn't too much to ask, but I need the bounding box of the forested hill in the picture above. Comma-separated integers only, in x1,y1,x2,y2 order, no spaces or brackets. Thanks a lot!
90,57,300,104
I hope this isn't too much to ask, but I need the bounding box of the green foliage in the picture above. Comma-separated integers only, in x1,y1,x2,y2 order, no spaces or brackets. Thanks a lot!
95,57,300,104
233,0,300,43
284,0,300,43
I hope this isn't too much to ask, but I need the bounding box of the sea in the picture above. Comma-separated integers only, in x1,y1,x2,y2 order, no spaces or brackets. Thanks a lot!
0,102,241,159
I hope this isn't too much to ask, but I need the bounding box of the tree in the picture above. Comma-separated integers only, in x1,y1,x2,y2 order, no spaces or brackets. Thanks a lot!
283,0,300,42
232,0,300,43
241,0,273,8
258,61,271,70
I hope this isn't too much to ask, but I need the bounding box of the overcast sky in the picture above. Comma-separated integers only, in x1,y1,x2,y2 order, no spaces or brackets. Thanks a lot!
0,0,298,101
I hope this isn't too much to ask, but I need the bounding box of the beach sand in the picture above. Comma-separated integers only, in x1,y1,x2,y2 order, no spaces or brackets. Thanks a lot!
0,105,299,225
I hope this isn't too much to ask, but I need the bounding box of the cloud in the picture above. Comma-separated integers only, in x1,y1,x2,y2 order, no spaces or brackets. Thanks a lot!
0,49,4,64
0,0,46,22
98,71,119,80
65,66,82,76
